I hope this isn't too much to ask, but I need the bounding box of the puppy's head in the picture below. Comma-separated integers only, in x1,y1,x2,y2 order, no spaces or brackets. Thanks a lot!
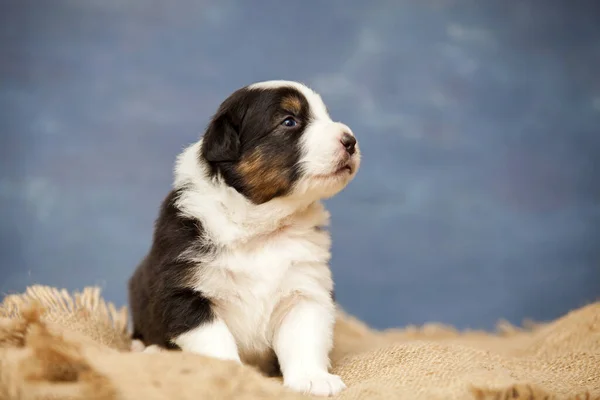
200,80,360,204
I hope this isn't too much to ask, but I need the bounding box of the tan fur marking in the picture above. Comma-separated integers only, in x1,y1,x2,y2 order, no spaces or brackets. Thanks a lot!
237,149,291,204
281,96,302,114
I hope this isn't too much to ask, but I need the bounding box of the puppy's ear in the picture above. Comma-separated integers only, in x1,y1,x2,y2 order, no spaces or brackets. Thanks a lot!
201,112,241,162
202,89,251,163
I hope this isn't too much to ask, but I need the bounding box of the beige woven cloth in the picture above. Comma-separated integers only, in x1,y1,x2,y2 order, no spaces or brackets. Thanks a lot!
0,285,598,400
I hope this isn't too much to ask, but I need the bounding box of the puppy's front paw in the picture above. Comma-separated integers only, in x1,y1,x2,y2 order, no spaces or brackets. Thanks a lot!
130,339,146,352
284,371,346,396
142,344,165,354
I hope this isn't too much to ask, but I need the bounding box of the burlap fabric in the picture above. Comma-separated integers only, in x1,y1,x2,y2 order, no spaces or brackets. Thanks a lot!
0,286,598,399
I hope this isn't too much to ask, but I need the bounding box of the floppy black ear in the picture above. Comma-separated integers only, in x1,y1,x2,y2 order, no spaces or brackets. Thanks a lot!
201,112,241,163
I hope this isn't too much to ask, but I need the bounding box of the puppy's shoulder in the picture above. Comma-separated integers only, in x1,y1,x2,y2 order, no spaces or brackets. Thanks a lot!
150,188,213,263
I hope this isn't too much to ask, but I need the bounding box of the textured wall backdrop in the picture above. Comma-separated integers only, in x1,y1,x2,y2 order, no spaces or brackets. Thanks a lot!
1,0,599,330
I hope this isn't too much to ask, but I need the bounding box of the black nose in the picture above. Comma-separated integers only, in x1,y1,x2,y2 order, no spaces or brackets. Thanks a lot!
340,132,356,155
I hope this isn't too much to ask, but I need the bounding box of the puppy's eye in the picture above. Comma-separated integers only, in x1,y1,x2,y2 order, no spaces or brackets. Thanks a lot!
281,117,297,127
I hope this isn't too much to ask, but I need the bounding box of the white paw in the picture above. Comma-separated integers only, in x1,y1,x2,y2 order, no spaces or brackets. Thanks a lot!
143,344,165,354
130,339,146,352
284,371,346,396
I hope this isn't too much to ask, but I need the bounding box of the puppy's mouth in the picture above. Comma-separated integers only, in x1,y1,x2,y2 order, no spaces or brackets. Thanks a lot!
334,164,353,175
312,160,355,180
333,154,356,175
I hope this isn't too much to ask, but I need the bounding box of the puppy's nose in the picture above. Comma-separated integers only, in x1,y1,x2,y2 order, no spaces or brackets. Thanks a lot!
340,132,356,155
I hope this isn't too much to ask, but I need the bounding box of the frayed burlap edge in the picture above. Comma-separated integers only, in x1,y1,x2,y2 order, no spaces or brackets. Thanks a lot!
0,285,128,333
0,286,130,351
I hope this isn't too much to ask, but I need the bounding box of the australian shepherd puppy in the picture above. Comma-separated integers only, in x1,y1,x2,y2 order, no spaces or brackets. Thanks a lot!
128,80,360,396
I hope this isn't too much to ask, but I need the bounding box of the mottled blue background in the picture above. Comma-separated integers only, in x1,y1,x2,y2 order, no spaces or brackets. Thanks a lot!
1,0,599,330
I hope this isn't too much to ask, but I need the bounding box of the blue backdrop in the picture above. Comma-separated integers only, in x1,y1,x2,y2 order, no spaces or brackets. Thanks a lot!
1,0,599,330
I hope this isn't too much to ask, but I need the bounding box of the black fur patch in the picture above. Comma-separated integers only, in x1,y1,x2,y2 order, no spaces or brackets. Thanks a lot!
128,189,216,348
200,85,311,204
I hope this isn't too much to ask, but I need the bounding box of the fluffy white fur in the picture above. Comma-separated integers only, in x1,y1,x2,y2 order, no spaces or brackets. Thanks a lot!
167,81,359,396
173,319,241,363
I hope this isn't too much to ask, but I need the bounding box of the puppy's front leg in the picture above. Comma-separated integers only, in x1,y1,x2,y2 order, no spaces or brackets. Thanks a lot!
274,300,345,396
173,318,241,363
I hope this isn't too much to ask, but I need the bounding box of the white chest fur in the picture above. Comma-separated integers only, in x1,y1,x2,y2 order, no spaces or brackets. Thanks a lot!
189,203,334,364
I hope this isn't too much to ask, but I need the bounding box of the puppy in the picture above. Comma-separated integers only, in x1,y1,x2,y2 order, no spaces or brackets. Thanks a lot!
128,80,360,396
